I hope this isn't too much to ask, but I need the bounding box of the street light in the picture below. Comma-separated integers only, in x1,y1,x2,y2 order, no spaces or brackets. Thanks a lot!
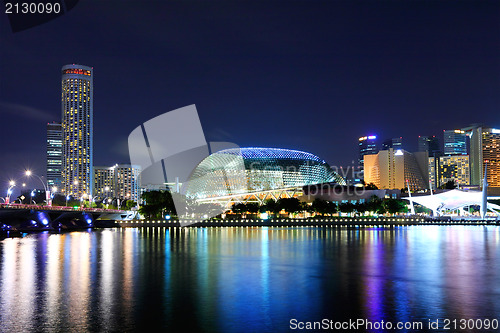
91,195,100,208
25,170,50,206
51,187,58,206
66,195,70,207
80,193,87,208
102,197,112,209
6,180,15,204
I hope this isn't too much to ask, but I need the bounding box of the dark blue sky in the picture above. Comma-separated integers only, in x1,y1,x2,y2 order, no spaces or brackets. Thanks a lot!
1,0,499,192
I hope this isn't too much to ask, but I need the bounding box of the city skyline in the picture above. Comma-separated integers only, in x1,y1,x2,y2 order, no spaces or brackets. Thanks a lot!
1,1,499,192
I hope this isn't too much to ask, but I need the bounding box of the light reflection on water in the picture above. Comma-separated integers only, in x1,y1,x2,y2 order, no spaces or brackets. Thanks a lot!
0,226,499,332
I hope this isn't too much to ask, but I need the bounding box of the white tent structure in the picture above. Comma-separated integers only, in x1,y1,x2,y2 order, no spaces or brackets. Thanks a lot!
404,189,500,217
404,164,500,218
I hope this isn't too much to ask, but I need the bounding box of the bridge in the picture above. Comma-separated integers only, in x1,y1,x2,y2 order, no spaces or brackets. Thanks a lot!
0,203,135,232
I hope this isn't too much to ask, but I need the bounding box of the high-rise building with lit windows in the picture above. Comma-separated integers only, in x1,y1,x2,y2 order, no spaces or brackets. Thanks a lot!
115,164,141,203
93,164,141,203
465,126,500,192
358,135,378,166
61,64,93,198
94,166,115,198
364,148,428,191
443,129,467,156
46,122,62,188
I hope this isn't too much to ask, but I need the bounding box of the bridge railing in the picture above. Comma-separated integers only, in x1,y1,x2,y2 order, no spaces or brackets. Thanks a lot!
0,203,124,213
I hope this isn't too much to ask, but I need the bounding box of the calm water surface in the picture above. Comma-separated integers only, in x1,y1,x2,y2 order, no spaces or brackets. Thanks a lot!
0,226,499,332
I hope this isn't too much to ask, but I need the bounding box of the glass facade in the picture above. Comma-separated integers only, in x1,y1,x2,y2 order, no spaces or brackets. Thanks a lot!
444,129,467,156
186,147,345,199
358,135,378,166
46,122,62,188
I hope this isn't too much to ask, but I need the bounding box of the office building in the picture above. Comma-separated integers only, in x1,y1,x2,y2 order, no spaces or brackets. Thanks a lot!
94,166,115,198
61,64,93,198
444,129,467,156
364,148,427,191
428,156,438,190
418,135,441,156
438,155,470,187
382,137,403,150
93,164,141,203
46,122,62,188
465,126,500,192
358,135,378,166
115,164,141,203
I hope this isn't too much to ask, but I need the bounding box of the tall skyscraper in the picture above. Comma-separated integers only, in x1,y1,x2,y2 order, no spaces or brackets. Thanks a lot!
46,122,62,188
443,129,467,156
382,137,403,150
417,135,441,156
358,135,378,166
61,64,93,198
465,126,500,192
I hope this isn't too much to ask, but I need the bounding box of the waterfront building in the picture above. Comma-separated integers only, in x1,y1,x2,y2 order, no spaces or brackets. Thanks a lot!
364,148,427,191
93,166,115,198
61,64,93,198
444,129,467,156
465,126,500,194
185,147,345,206
358,135,378,166
93,164,141,203
382,137,403,150
115,164,141,203
46,122,62,188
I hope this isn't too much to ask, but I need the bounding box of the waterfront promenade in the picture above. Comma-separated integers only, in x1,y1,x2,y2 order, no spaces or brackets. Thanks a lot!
116,216,499,228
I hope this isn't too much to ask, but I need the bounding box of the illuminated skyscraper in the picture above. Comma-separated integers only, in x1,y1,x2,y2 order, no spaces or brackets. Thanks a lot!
443,129,467,156
466,126,500,192
358,135,378,166
46,122,62,188
61,64,93,198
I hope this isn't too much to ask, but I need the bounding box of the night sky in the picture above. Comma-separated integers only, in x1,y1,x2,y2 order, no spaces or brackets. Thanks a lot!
1,0,499,194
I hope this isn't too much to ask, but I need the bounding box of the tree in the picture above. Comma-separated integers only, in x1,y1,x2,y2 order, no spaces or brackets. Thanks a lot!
439,180,457,190
139,190,176,219
365,183,378,190
245,203,260,214
382,198,408,215
339,202,355,215
260,199,280,217
231,203,247,216
125,200,136,210
366,195,383,214
277,198,301,216
311,198,337,216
